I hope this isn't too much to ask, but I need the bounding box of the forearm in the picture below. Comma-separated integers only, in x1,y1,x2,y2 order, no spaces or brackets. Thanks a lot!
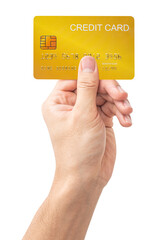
23,176,103,240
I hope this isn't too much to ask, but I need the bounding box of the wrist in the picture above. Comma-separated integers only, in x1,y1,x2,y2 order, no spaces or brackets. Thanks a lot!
48,172,104,207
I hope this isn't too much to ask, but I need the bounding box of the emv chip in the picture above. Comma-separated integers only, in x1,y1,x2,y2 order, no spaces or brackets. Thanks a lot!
40,35,57,50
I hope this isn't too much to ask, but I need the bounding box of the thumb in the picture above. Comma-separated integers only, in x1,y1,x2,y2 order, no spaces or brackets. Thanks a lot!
75,56,99,111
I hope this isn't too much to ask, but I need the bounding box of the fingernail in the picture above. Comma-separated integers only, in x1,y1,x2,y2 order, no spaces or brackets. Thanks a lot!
81,56,95,73
117,85,125,93
123,100,131,108
124,115,132,124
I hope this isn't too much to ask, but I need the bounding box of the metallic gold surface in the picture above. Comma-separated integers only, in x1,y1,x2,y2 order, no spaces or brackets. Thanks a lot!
34,16,134,80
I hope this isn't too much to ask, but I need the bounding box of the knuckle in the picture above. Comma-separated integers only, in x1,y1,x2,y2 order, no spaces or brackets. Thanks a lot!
78,75,97,89
102,103,114,118
122,107,132,115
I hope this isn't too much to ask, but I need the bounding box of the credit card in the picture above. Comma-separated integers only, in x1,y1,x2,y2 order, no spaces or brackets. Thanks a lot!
34,16,134,80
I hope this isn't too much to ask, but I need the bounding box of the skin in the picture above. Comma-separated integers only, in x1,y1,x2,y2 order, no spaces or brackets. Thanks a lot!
23,56,132,240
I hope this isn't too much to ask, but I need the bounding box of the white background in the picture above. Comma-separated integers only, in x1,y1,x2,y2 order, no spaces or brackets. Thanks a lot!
0,0,160,239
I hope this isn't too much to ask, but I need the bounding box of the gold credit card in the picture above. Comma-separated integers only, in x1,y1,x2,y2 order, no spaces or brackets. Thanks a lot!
34,16,134,80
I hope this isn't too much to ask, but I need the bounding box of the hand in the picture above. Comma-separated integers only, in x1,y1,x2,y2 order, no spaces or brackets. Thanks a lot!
23,56,133,240
42,56,133,189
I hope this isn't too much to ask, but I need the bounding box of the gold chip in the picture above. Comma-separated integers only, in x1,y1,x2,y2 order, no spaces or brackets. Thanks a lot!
40,35,57,50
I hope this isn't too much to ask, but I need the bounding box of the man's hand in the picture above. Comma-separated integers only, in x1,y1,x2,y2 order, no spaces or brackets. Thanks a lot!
23,56,132,240
42,56,132,188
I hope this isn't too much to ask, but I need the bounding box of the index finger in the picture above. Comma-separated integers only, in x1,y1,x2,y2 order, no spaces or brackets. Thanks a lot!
98,80,128,101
